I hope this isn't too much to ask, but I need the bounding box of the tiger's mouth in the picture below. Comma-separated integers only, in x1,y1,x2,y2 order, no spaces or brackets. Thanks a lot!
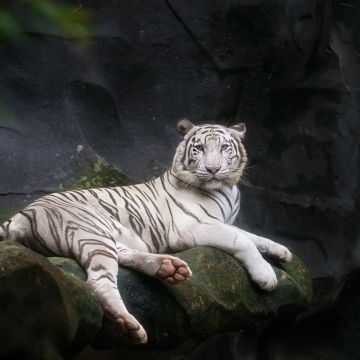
196,171,228,182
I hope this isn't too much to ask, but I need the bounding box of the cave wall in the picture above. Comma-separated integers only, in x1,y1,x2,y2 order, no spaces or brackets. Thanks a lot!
1,0,360,358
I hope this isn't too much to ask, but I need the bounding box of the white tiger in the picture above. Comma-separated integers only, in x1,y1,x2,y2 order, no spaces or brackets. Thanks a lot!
0,119,292,344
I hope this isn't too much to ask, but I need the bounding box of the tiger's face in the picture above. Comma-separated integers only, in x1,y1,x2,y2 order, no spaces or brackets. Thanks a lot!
172,119,248,190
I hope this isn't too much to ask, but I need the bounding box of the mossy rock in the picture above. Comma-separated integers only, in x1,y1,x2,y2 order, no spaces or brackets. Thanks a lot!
0,242,103,359
0,242,312,356
73,158,134,190
50,246,312,347
50,257,190,348
165,247,313,335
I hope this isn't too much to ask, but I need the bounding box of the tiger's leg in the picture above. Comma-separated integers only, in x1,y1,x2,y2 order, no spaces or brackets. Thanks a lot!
237,228,292,262
5,210,148,343
116,243,192,284
78,240,147,344
180,222,278,291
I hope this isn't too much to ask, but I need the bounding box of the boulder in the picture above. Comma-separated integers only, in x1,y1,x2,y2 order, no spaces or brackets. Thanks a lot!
0,241,312,358
0,242,103,359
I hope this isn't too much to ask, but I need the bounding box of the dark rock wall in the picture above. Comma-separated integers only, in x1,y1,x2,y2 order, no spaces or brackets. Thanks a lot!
1,0,360,358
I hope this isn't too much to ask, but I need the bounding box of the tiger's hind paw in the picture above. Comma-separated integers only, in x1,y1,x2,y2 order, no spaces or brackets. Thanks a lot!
116,314,147,344
156,257,193,284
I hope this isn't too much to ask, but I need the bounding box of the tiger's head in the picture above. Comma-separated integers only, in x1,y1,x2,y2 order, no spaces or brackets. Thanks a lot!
172,119,248,190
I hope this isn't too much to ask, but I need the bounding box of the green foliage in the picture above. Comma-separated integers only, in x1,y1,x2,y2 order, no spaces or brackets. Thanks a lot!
0,0,92,42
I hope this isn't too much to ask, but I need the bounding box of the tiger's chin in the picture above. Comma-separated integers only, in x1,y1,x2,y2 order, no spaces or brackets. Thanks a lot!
201,179,224,190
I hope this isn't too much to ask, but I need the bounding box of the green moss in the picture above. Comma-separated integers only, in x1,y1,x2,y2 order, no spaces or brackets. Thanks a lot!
165,246,313,336
72,158,134,190
0,242,103,356
0,207,18,224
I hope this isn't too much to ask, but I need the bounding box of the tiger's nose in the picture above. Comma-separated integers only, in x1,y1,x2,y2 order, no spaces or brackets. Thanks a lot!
206,166,221,175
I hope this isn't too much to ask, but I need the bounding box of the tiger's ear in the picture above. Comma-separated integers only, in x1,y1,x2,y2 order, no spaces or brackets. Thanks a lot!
229,123,246,139
177,118,194,136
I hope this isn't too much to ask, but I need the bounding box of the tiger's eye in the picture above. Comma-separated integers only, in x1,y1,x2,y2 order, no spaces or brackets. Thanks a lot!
221,144,229,151
194,144,203,151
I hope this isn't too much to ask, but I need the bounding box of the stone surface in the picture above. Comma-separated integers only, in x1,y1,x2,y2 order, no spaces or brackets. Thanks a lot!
0,242,103,359
54,246,312,350
162,247,312,336
0,241,311,357
49,256,190,348
263,273,360,360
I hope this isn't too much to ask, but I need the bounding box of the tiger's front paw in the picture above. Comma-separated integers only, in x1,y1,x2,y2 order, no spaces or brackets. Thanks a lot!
156,256,193,284
249,261,278,291
116,313,147,344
